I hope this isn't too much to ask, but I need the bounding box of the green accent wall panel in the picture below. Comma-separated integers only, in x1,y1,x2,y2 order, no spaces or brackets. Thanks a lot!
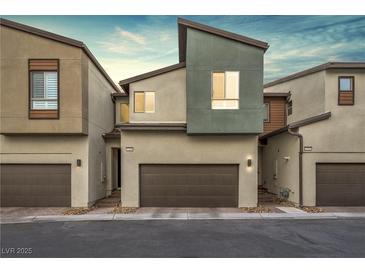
186,28,265,134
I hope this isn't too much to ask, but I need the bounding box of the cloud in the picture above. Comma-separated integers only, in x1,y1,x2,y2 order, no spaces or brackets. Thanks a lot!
92,16,365,85
116,26,145,45
159,32,172,42
99,58,176,84
96,41,134,54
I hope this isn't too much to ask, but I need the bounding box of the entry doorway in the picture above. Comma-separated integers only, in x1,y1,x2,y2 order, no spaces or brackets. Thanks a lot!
112,148,121,191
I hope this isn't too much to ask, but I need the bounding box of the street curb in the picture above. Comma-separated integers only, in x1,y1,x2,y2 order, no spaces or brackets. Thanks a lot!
2,212,365,224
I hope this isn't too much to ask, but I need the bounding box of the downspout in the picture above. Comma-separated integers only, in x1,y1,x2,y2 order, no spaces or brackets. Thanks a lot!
288,127,303,207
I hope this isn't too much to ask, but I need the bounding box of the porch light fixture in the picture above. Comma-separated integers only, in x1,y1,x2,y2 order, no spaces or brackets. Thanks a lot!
76,159,82,167
247,158,252,167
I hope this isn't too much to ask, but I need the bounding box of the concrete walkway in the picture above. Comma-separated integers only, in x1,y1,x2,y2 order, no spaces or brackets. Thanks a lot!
2,208,365,224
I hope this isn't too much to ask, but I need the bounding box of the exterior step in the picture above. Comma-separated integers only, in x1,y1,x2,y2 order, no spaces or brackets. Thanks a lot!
95,197,121,208
109,192,121,198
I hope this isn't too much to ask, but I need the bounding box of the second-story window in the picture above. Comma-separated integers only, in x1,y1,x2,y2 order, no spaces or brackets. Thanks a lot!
29,59,59,119
134,91,155,113
338,76,354,105
287,100,293,116
31,72,58,109
120,103,129,123
212,71,239,109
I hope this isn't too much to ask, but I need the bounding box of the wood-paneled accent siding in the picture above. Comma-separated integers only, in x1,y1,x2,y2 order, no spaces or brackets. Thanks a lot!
339,92,354,105
28,110,59,119
29,59,58,71
263,96,286,133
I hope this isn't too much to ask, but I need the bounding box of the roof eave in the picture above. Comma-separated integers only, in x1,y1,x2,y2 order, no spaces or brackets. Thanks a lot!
118,62,186,93
0,18,120,93
259,111,331,140
264,62,365,88
178,17,269,62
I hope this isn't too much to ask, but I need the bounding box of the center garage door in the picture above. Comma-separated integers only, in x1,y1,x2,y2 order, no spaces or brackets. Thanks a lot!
140,164,239,207
0,164,71,207
316,163,365,206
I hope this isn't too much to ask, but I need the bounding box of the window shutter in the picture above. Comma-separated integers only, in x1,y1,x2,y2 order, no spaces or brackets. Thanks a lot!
45,72,58,99
32,72,45,98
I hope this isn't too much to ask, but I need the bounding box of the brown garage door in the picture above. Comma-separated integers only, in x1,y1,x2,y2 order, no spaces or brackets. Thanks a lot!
140,164,238,207
316,163,365,206
0,164,71,207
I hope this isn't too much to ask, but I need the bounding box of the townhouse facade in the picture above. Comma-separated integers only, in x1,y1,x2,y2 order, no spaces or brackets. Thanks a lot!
1,18,364,208
260,62,365,206
0,18,119,207
105,18,269,208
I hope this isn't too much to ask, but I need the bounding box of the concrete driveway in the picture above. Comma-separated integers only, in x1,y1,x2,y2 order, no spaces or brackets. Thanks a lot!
1,219,365,257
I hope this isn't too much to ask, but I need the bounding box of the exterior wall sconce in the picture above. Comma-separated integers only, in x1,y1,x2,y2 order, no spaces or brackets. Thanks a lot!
247,158,252,167
76,159,82,167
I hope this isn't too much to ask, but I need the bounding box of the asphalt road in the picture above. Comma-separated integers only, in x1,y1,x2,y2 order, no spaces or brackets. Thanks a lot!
1,219,365,258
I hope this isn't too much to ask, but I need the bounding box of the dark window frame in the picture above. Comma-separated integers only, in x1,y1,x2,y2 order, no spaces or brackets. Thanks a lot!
264,102,270,122
287,100,293,116
28,59,60,119
338,76,355,106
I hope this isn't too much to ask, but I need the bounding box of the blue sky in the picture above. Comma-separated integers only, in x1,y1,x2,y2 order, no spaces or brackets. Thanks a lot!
3,15,365,84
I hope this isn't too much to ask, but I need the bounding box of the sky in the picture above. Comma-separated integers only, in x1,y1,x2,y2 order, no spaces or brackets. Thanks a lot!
3,15,365,84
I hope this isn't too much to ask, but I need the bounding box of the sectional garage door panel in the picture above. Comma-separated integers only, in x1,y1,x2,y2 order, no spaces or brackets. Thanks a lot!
140,164,238,207
316,163,365,206
0,164,71,207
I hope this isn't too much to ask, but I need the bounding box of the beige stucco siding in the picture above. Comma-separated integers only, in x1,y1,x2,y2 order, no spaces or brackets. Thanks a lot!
263,68,365,206
0,26,118,207
0,135,89,207
86,57,115,203
262,132,300,204
264,71,326,123
121,131,258,207
319,69,365,152
129,68,186,123
0,25,86,134
298,67,365,205
299,69,365,204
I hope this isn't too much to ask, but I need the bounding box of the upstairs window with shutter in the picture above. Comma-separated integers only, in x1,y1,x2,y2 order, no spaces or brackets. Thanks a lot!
29,59,59,119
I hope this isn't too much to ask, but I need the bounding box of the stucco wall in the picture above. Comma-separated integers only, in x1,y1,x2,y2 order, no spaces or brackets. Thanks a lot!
186,28,265,134
0,25,86,134
298,68,365,205
264,70,326,124
0,135,89,207
86,56,115,203
263,68,365,206
121,131,258,207
262,132,300,204
129,68,186,123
